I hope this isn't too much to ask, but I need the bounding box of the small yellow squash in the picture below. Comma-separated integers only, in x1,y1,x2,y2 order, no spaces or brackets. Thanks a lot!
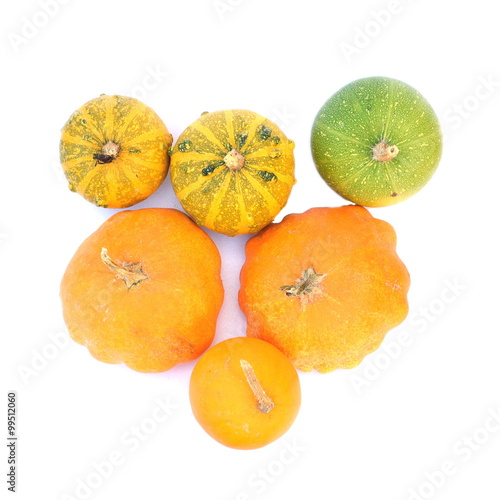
60,94,172,208
170,109,295,236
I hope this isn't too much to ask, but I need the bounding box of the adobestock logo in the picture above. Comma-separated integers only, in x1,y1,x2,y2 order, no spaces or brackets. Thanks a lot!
339,0,416,64
212,0,245,21
268,106,296,131
60,396,179,500
129,64,171,101
17,329,71,385
442,74,500,134
8,0,72,54
405,405,500,500
350,277,467,394
247,439,305,495
229,438,306,499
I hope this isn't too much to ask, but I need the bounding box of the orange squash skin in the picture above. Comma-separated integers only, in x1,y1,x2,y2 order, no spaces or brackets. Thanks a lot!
60,208,224,373
189,337,301,449
60,95,172,208
239,205,410,373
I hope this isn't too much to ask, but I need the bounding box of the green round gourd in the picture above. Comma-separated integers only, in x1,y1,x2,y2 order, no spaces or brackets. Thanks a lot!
311,76,442,207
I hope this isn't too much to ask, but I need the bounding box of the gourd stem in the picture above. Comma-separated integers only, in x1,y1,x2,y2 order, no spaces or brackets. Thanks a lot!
93,140,121,164
240,359,274,414
100,248,149,289
224,149,245,171
372,140,399,162
280,266,327,305
102,140,120,158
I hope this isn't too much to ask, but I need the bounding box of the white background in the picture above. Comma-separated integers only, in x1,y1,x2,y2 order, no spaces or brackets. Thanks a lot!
2,1,500,499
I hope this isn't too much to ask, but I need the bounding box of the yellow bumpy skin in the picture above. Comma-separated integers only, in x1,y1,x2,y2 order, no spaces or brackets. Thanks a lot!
170,109,295,236
60,94,172,208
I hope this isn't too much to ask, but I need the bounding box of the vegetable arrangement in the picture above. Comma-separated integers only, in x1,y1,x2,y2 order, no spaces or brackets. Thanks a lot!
59,77,442,449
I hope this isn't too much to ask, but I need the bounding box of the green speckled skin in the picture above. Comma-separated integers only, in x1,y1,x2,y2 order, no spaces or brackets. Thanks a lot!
311,77,442,207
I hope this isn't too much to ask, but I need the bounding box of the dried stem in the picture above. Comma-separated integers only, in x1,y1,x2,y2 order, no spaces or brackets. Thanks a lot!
240,359,274,414
102,140,120,158
224,149,245,171
100,248,149,289
280,266,327,305
372,140,399,162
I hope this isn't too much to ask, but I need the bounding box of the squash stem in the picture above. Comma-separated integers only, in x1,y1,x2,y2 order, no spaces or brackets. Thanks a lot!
372,140,399,162
93,140,121,164
280,266,327,305
102,140,120,158
224,149,245,171
240,359,274,414
100,248,149,289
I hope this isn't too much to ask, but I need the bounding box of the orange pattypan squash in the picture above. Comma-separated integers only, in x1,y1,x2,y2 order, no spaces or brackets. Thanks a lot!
239,205,410,373
60,208,224,373
60,94,172,208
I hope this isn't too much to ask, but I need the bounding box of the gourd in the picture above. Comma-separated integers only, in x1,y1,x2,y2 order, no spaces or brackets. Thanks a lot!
170,109,295,236
60,94,172,208
60,208,224,373
189,337,301,449
311,77,442,207
239,205,410,373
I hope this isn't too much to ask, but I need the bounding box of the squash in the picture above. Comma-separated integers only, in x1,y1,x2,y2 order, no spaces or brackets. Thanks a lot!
60,208,224,373
60,94,172,208
239,205,410,373
311,77,442,207
189,337,301,449
169,109,296,236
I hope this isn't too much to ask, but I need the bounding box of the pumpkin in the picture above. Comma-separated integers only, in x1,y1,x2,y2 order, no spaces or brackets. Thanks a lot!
60,94,172,208
60,208,224,373
169,109,296,236
311,77,442,207
189,337,301,449
239,205,410,373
